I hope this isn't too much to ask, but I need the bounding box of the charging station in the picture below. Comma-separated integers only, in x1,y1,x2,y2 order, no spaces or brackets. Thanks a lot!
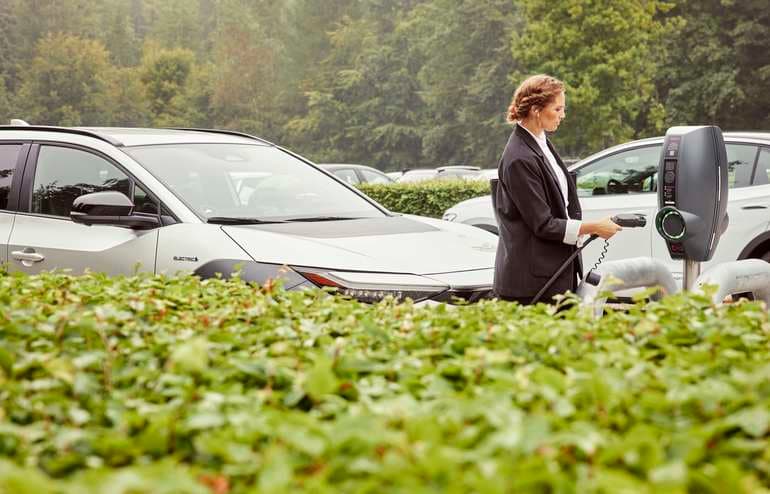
493,124,769,311
654,126,730,289
578,125,770,313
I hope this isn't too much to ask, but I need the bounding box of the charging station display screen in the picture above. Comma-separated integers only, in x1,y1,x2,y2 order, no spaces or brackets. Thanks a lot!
662,159,677,206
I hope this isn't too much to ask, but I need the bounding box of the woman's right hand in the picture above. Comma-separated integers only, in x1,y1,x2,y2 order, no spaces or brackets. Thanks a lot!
580,217,622,239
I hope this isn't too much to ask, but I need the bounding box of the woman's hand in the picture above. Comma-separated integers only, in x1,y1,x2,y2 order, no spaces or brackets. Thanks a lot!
579,217,622,239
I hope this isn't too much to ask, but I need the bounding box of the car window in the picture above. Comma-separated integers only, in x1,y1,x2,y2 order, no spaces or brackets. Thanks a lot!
133,183,159,215
575,145,661,197
125,144,384,220
360,168,391,184
31,146,130,217
726,144,758,189
333,168,360,185
753,148,770,186
0,145,22,210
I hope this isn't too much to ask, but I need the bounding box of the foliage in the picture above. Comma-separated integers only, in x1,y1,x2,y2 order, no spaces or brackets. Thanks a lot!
402,0,519,167
0,75,12,122
285,8,425,169
1,0,768,165
15,34,116,126
2,272,770,492
659,0,770,131
358,179,491,217
139,44,197,124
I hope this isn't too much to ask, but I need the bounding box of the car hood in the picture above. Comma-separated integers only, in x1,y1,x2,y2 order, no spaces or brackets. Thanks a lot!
222,215,497,275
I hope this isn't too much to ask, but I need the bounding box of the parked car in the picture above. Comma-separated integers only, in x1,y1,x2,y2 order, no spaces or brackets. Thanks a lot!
0,124,497,303
397,165,482,183
318,163,395,185
471,169,499,181
442,132,770,281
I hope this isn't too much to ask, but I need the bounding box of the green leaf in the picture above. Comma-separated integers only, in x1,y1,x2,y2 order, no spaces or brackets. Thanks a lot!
304,354,338,401
168,337,209,375
728,406,770,438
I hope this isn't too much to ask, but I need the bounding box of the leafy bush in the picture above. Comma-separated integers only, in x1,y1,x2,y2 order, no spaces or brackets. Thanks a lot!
358,179,491,218
1,272,770,492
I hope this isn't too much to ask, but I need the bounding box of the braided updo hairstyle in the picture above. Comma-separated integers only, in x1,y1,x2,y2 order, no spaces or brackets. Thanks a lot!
506,74,565,124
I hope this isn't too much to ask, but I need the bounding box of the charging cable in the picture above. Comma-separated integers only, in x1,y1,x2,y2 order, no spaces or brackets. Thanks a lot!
529,214,647,305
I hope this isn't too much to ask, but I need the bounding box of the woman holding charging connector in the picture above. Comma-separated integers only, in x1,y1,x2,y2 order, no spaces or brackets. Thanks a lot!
493,74,621,305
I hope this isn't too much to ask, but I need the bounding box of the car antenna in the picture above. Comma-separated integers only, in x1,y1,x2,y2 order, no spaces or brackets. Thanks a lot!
10,119,30,126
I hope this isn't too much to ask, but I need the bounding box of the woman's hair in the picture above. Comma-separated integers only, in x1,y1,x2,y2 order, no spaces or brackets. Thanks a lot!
506,74,565,124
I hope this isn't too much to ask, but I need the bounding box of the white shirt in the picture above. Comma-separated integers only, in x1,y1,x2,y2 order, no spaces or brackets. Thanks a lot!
519,124,582,245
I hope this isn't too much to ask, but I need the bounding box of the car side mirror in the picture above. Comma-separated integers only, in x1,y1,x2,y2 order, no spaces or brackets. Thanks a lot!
70,191,160,230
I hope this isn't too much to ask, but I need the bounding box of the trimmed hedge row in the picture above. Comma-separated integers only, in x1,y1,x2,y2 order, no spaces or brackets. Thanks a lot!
358,179,491,218
2,272,770,492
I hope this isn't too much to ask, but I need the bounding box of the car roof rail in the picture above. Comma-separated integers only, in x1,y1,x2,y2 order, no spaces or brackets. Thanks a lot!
0,125,124,146
166,127,274,146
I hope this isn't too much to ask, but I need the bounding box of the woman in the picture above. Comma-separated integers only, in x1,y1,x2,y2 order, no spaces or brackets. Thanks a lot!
493,74,621,305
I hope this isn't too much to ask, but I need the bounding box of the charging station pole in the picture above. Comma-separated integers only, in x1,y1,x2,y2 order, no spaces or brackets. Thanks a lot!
683,260,701,291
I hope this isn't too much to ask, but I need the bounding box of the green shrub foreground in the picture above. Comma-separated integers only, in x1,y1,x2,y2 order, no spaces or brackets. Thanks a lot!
358,180,491,218
1,272,770,493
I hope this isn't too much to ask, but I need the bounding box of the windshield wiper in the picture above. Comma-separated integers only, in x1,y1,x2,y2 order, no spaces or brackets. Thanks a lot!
284,216,362,222
206,217,288,225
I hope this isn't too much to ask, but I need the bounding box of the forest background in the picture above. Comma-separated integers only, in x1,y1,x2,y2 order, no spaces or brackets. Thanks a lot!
0,0,767,170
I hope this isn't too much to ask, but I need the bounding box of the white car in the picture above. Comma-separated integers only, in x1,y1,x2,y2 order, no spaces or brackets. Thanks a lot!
0,124,497,303
397,166,482,183
318,163,395,185
443,132,770,281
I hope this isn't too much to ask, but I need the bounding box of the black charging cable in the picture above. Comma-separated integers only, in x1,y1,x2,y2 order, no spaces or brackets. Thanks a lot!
530,234,599,305
529,214,647,305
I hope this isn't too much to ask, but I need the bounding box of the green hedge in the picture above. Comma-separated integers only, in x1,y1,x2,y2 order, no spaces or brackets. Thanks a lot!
2,272,770,492
358,179,491,218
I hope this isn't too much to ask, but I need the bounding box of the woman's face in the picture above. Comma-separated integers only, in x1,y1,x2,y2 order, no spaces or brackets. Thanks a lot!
537,91,566,132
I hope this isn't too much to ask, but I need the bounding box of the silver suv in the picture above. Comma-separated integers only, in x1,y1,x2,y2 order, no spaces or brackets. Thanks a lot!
0,125,497,303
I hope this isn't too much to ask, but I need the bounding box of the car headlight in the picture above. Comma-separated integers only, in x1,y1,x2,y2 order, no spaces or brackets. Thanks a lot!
293,268,448,303
442,212,458,222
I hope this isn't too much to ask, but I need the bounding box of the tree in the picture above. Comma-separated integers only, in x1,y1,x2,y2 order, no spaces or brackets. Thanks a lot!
16,34,117,125
206,0,288,139
511,0,673,157
97,0,142,66
0,75,14,123
402,0,518,168
142,0,204,54
659,0,770,131
139,44,196,123
104,67,151,127
285,10,425,170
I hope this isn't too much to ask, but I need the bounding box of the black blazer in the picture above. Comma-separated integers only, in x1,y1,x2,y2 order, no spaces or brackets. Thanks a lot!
493,124,583,299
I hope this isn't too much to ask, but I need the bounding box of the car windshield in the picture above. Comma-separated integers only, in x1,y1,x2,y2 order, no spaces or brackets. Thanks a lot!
124,143,386,220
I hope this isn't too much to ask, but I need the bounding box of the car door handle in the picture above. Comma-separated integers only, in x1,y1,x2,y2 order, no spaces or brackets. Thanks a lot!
11,248,45,263
741,205,768,210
